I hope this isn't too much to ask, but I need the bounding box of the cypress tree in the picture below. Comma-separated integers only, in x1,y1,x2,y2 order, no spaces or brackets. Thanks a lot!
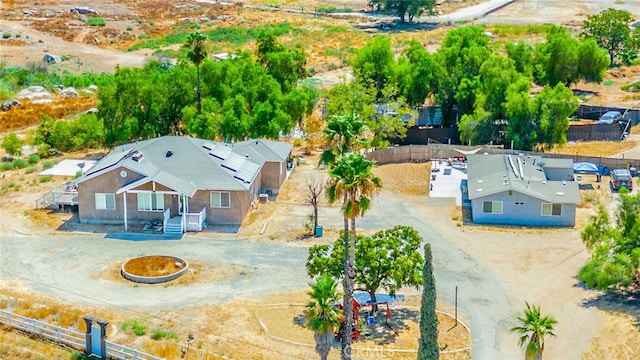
418,243,439,360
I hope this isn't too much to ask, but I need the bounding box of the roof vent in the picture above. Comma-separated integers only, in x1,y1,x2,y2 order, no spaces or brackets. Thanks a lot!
542,180,547,185
503,179,509,185
556,192,564,196
562,181,567,185
166,150,173,158
132,152,144,162
246,154,250,158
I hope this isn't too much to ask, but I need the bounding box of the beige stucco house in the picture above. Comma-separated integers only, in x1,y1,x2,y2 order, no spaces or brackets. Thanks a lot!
74,136,292,234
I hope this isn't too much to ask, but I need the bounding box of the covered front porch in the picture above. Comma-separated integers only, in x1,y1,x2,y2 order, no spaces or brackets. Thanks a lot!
116,179,207,234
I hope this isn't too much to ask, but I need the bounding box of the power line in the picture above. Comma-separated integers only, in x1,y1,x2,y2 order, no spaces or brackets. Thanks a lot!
0,270,306,360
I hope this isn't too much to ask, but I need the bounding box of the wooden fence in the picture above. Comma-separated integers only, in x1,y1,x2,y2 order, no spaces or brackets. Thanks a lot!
0,309,162,360
367,144,640,172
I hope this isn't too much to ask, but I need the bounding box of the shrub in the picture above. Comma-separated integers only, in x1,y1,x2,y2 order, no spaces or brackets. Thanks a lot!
1,162,14,171
151,328,178,340
12,158,28,169
71,351,92,360
28,154,40,164
2,133,22,157
42,160,56,170
39,175,53,183
25,166,36,174
87,17,106,27
126,25,133,31
2,32,11,39
121,320,147,336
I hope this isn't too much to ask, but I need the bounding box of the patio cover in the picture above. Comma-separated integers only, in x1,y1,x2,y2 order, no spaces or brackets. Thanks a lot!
453,148,483,156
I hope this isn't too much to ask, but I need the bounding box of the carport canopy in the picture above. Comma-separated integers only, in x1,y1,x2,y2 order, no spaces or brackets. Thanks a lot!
573,162,599,174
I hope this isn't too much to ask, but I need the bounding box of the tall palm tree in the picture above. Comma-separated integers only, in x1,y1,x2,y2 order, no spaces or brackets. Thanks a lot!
319,114,365,167
327,153,382,360
511,302,558,360
185,31,208,113
306,275,342,360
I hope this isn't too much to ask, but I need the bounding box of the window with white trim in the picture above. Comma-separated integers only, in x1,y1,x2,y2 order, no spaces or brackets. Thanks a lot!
137,192,164,211
210,191,230,208
541,203,562,216
95,193,115,210
482,201,503,214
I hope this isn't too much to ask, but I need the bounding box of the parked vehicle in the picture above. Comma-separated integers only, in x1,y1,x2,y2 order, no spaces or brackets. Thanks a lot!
610,169,633,191
597,111,622,124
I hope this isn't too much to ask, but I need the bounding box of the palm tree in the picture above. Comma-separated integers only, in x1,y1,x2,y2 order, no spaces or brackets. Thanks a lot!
306,275,342,360
511,302,558,360
184,31,208,113
327,153,382,359
319,114,365,167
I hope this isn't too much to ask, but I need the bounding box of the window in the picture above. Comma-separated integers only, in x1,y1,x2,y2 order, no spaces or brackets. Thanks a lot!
482,201,503,214
541,203,562,216
137,192,164,211
95,193,115,210
210,191,231,208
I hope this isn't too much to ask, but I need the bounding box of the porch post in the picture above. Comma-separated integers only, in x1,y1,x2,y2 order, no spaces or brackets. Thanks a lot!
182,195,187,233
123,192,128,232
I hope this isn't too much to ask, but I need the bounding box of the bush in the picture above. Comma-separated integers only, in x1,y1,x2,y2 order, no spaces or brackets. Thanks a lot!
126,25,133,31
71,351,92,360
25,166,36,174
28,154,40,164
39,175,53,183
42,160,56,170
121,320,147,336
2,32,11,39
12,158,28,169
151,328,178,340
1,162,14,171
87,17,106,27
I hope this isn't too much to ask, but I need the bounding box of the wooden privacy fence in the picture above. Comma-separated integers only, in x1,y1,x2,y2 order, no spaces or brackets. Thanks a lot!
366,144,640,171
0,309,163,360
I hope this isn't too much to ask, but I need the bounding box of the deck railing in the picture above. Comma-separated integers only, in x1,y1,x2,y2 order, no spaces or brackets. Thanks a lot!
185,207,206,231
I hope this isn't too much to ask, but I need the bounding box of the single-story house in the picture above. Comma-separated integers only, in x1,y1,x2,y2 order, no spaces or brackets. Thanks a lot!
465,154,580,226
74,136,292,233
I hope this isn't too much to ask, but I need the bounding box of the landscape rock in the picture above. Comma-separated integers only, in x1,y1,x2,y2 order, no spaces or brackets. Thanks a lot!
61,87,79,98
84,107,99,114
1,99,21,111
22,9,38,15
70,7,98,15
31,99,53,105
15,86,53,100
88,85,99,92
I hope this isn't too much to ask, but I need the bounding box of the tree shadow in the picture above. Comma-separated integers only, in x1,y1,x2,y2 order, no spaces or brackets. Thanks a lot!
578,281,640,331
293,307,420,346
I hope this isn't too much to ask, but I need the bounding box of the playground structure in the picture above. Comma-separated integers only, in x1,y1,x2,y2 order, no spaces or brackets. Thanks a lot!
334,293,404,342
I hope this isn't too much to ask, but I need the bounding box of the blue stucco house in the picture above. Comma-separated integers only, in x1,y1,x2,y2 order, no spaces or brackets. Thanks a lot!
465,154,580,227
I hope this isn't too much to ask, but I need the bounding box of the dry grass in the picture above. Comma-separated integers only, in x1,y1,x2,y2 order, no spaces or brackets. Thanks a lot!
549,141,636,157
0,97,97,133
373,162,432,196
122,256,185,277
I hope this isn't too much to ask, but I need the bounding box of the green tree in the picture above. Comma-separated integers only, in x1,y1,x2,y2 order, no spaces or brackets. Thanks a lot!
319,114,365,167
306,275,342,360
1,133,22,157
324,81,376,120
256,31,307,92
579,192,640,290
307,225,423,304
418,243,439,360
351,36,396,100
185,31,208,113
529,83,578,150
383,0,435,23
397,40,440,107
326,153,382,360
435,26,491,126
511,302,557,360
583,8,637,66
506,40,535,79
534,26,609,87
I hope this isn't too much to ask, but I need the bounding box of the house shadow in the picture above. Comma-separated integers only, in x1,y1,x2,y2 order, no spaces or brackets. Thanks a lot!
577,280,640,331
104,232,183,241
